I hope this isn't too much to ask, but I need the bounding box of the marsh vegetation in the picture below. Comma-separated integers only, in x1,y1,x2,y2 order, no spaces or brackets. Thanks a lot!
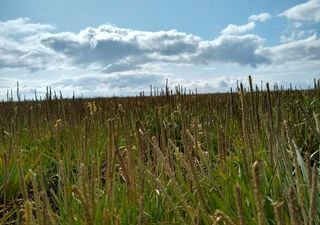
1,77,320,224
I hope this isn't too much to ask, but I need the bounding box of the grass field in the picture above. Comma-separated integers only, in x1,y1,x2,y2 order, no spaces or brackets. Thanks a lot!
1,77,320,225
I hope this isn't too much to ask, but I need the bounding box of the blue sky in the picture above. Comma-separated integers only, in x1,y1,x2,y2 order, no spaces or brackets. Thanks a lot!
0,0,320,98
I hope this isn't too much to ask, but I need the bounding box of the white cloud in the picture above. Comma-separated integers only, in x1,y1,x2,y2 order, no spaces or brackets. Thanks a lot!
0,17,319,74
0,78,16,89
196,34,270,67
53,73,168,91
220,13,271,37
262,34,320,63
280,0,320,22
27,21,269,70
0,18,66,72
292,22,303,29
0,17,319,99
249,13,272,22
39,25,203,70
172,76,236,93
0,36,62,72
280,29,316,43
279,14,317,44
221,22,255,35
0,18,55,37
52,73,238,96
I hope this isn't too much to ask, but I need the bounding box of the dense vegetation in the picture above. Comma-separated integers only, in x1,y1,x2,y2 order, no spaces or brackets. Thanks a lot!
1,77,320,225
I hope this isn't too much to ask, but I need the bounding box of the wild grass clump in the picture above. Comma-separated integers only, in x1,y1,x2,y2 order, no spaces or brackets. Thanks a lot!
0,77,319,224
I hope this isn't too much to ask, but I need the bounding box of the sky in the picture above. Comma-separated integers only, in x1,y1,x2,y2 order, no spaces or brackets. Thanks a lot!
0,0,320,99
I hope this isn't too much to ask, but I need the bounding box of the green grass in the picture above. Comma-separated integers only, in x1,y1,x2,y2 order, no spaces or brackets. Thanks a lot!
0,77,320,224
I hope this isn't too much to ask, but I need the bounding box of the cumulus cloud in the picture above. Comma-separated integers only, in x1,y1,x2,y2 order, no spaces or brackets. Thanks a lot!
42,22,268,69
220,12,271,37
280,0,320,22
1,11,319,99
0,18,272,73
40,26,202,69
280,29,316,43
101,58,141,73
0,17,55,37
197,34,270,67
0,38,60,72
221,22,255,35
0,18,66,71
249,13,272,22
262,34,320,63
0,17,319,80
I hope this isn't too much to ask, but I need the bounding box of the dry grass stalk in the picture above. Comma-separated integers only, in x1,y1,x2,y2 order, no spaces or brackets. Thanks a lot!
309,164,318,225
23,200,34,225
288,187,303,225
252,161,265,225
18,159,28,201
272,200,284,225
184,129,209,213
29,170,44,225
235,185,246,225
284,121,308,224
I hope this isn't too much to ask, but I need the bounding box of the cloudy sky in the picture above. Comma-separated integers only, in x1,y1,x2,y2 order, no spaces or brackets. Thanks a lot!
0,0,320,99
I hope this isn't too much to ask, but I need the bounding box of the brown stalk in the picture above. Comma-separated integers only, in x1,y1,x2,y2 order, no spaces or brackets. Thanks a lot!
288,187,303,225
272,201,284,225
309,164,318,225
235,185,246,225
252,161,265,225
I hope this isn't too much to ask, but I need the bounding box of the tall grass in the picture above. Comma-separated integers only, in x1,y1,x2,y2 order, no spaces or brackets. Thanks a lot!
0,77,319,224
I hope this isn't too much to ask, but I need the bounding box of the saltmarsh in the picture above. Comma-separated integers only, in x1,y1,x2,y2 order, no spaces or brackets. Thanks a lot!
0,78,320,224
